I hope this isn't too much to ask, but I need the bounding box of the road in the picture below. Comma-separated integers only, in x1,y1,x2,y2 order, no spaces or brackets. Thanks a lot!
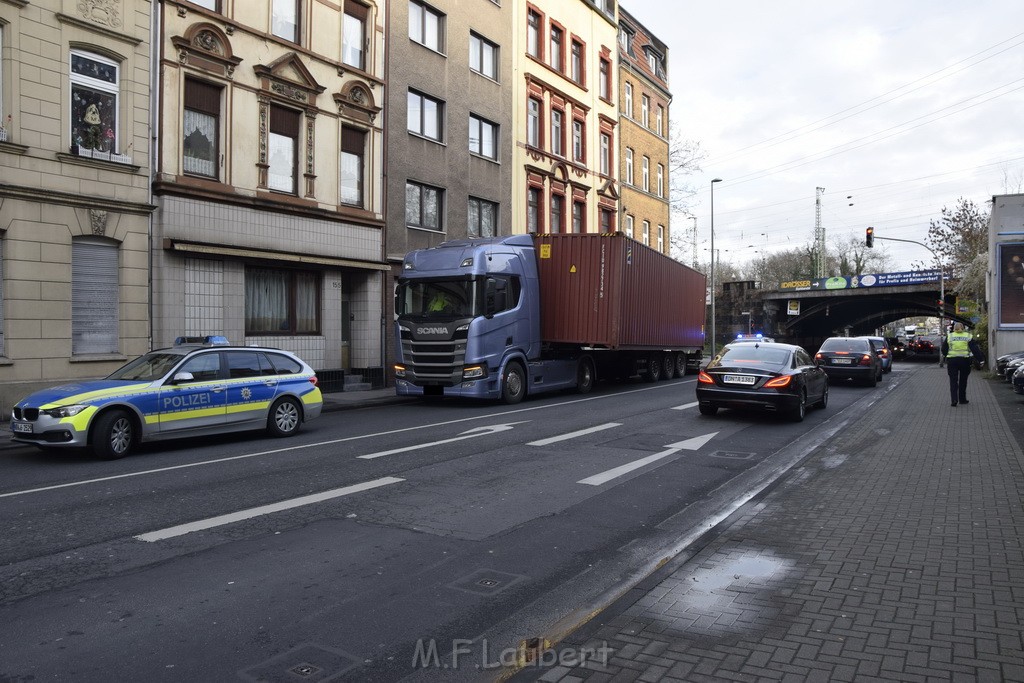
0,367,913,681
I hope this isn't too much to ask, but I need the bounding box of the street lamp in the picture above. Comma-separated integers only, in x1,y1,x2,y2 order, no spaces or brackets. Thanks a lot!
710,178,723,359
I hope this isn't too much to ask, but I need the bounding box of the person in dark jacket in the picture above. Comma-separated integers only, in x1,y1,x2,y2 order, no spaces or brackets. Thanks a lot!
941,322,985,407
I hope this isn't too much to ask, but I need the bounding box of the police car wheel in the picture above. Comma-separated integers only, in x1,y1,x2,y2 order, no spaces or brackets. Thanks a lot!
268,397,302,437
93,409,134,460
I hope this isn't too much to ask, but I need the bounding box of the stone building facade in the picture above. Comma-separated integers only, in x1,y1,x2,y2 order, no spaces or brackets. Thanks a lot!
0,0,154,413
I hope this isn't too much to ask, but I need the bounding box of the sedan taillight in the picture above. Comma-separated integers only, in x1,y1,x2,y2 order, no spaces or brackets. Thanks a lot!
763,375,792,388
859,354,873,366
697,370,715,384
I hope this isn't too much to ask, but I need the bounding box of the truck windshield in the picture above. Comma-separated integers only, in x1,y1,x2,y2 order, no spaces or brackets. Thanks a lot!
396,278,479,319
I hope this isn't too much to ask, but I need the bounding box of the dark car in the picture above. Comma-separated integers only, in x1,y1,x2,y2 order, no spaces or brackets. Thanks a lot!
886,336,907,360
1012,364,1024,394
814,337,883,387
996,350,1024,378
908,335,940,360
696,341,828,422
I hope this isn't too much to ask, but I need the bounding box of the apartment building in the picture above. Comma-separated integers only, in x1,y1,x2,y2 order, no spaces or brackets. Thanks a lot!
513,0,619,235
152,0,388,382
0,0,154,412
617,7,670,254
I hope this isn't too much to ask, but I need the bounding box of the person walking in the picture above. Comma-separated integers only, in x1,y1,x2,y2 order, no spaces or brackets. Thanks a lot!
941,322,985,407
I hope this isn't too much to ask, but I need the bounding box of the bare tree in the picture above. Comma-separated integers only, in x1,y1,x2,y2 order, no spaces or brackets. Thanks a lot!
913,197,989,279
833,235,892,276
667,124,707,218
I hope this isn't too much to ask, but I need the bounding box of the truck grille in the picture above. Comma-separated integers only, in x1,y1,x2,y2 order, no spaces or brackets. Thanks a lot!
400,327,469,386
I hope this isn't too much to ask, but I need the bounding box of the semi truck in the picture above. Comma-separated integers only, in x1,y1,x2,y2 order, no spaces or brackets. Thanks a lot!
393,232,706,403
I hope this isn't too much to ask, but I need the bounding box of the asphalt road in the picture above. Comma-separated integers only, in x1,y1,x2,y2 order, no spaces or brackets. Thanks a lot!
0,367,915,682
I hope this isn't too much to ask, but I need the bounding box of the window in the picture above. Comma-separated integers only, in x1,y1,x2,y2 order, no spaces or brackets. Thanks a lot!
272,0,299,42
469,114,498,160
72,238,119,354
342,2,368,70
642,156,650,191
600,133,610,176
641,95,650,127
600,208,613,232
624,214,634,238
190,0,218,9
468,197,497,237
245,267,320,335
657,225,665,252
647,50,660,74
572,201,584,233
340,128,365,206
656,105,664,136
570,40,583,84
572,119,584,163
70,51,120,153
183,79,220,178
625,148,634,185
551,109,563,156
406,181,443,231
408,90,444,142
618,26,630,52
549,26,562,71
410,1,444,53
268,105,300,193
470,32,498,80
642,220,650,245
549,194,563,233
599,58,610,99
657,163,665,198
527,187,540,233
527,97,541,148
623,82,632,117
527,9,541,59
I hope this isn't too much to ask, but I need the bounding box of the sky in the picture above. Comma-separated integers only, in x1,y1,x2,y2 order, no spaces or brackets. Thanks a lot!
624,0,1024,274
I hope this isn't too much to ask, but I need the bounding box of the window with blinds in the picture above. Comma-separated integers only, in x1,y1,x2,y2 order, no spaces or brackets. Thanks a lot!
72,239,119,354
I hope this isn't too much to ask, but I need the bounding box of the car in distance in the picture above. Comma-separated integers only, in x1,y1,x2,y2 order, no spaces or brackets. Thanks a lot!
885,336,906,360
857,336,893,373
10,336,323,459
814,337,883,387
907,335,940,360
696,341,828,422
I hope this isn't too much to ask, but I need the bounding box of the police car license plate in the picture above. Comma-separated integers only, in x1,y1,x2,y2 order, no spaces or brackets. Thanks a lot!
12,422,32,434
723,374,756,385
832,358,853,365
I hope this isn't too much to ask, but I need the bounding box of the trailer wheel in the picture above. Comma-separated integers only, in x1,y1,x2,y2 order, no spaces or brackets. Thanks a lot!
644,353,662,382
662,353,675,380
502,362,526,404
674,353,687,378
576,357,595,394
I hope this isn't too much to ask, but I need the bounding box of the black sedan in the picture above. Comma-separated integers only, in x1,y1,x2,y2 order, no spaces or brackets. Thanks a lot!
696,341,828,422
815,336,883,386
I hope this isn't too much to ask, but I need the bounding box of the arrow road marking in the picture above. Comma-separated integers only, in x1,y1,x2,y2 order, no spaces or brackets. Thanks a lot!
527,423,621,446
135,476,404,542
358,422,529,460
577,432,719,486
671,402,698,411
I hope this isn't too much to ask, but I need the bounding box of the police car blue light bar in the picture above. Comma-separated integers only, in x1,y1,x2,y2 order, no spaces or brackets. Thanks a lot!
174,335,230,346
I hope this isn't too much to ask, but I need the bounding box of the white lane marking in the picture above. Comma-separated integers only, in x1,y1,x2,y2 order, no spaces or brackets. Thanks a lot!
527,423,622,446
578,432,718,486
672,402,698,411
2,380,696,500
358,422,528,460
135,476,404,542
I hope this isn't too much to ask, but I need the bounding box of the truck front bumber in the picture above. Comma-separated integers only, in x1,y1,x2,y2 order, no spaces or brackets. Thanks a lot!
394,370,502,399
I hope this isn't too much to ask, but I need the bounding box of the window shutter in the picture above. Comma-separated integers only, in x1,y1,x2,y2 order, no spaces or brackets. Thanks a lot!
184,78,221,116
270,105,301,137
341,128,365,154
345,0,368,21
72,240,119,354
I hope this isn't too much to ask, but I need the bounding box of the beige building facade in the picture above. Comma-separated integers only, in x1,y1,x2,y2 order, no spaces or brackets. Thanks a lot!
511,0,619,236
617,7,670,254
152,0,388,386
0,0,154,413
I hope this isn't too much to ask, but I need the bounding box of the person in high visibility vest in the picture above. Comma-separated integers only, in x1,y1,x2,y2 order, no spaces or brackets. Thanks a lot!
941,322,985,407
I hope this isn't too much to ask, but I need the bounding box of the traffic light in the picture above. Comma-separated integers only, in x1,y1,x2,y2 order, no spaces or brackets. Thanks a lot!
866,226,874,248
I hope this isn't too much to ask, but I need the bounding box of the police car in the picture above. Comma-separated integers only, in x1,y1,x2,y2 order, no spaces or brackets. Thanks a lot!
10,336,323,459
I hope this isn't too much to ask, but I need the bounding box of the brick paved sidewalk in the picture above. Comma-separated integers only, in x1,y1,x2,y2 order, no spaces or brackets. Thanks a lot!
518,368,1024,682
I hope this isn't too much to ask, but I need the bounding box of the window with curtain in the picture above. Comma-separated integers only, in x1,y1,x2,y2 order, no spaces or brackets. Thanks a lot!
272,0,299,42
70,51,120,153
268,105,300,193
183,78,221,178
245,267,321,335
340,127,365,206
72,238,119,354
468,197,497,238
342,2,368,70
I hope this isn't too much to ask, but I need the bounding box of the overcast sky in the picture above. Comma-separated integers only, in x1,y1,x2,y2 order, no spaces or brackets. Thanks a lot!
624,0,1024,273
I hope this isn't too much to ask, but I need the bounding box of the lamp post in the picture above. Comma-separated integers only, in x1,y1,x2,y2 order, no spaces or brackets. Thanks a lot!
710,178,723,359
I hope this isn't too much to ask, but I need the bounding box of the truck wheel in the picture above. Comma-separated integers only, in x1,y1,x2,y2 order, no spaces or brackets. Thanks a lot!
92,409,135,460
502,362,526,404
576,358,595,394
662,353,675,380
674,353,687,378
644,353,662,382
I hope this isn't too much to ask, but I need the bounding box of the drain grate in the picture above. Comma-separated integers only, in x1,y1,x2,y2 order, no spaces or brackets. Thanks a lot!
449,568,526,596
240,643,358,682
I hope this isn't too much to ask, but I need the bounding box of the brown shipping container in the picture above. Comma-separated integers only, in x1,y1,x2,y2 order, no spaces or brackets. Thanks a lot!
533,233,706,349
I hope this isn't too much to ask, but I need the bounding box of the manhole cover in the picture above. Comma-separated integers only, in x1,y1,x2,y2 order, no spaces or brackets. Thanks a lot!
289,663,321,677
240,644,358,682
449,569,526,595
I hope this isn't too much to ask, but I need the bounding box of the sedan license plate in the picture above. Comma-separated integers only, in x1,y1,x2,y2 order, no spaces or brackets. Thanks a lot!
832,358,853,365
723,374,756,385
12,422,32,434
